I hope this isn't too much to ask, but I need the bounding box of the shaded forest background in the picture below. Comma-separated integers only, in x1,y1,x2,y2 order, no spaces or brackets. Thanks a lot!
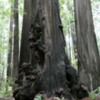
0,0,100,99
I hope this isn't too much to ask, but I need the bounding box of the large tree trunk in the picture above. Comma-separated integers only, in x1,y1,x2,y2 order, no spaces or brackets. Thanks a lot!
13,0,19,79
13,0,89,100
74,0,100,90
31,0,70,96
19,0,34,65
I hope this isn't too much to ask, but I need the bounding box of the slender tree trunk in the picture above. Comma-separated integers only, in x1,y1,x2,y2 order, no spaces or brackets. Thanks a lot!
1,39,5,79
72,34,78,64
7,6,14,78
0,54,2,79
74,0,100,90
13,0,19,79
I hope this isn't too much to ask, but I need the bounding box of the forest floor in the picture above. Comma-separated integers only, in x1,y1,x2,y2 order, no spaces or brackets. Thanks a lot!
0,97,100,100
0,98,14,100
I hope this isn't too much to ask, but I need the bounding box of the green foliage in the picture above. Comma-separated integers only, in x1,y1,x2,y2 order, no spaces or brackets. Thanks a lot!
19,0,26,15
92,87,100,95
34,95,65,100
89,87,100,100
59,0,75,35
59,0,77,68
0,0,24,98
89,92,96,100
0,78,13,98
91,0,100,54
34,95,43,100
0,0,24,80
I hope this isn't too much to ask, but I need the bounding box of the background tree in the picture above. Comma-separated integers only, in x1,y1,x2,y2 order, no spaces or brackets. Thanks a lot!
59,0,77,68
74,0,100,90
12,0,19,79
7,4,14,79
0,0,24,97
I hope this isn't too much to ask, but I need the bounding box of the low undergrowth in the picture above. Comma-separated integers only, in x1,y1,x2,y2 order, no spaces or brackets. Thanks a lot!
89,87,100,100
0,78,100,100
0,78,13,98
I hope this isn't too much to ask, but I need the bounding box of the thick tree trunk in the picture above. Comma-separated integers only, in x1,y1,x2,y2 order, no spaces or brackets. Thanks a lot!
74,0,100,90
13,0,89,100
31,0,70,96
13,0,19,79
22,0,70,97
19,0,34,65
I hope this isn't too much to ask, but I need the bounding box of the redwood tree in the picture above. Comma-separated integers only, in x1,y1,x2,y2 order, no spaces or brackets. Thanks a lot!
13,0,19,79
74,0,100,90
19,0,34,66
14,0,88,100
28,0,70,96
7,7,13,78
